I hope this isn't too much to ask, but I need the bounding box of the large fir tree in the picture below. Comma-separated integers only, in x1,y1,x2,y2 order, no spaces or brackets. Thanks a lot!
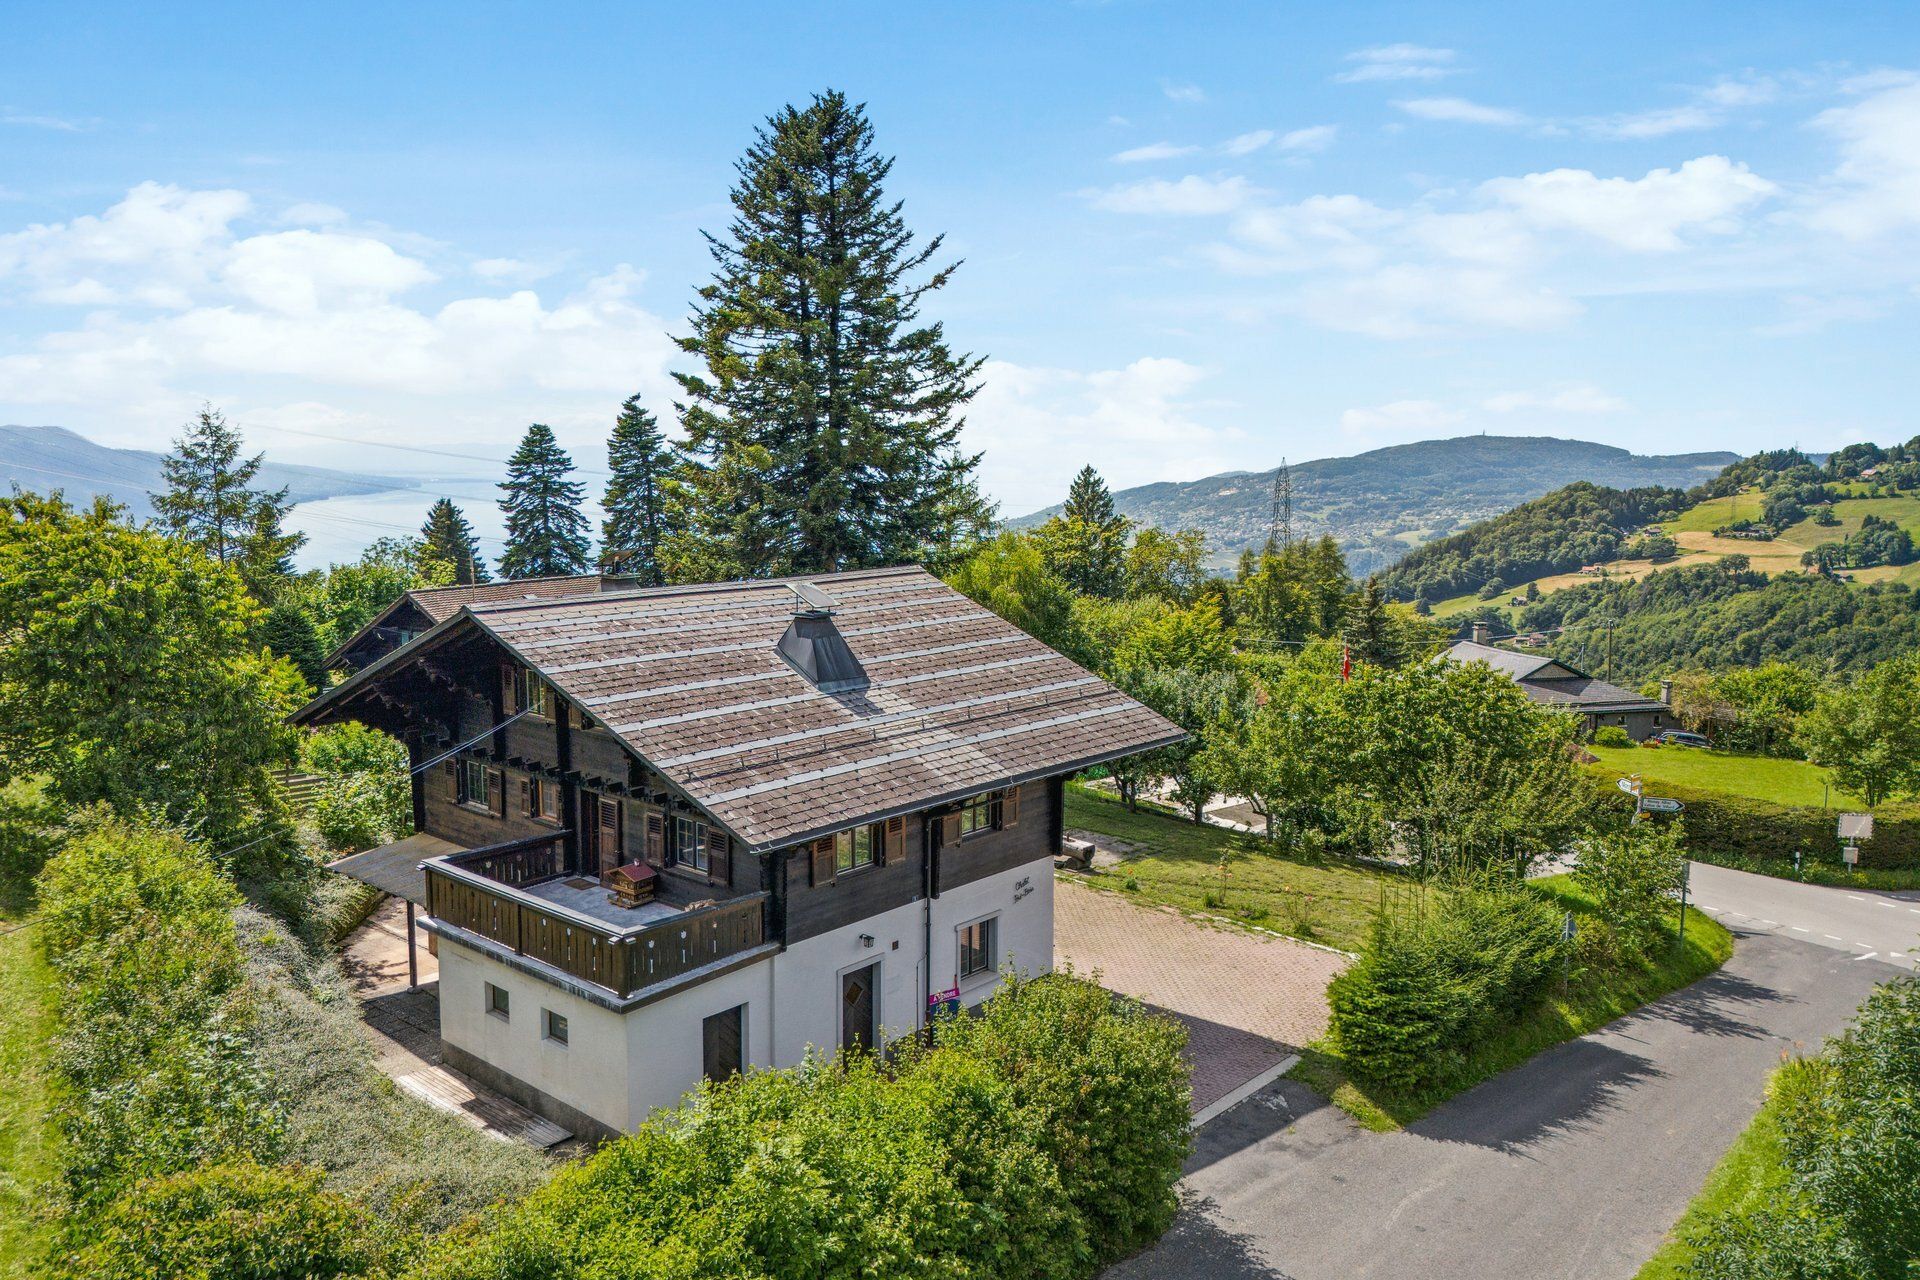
1037,465,1130,598
599,394,671,584
153,404,304,596
497,424,590,579
668,90,990,579
420,497,490,584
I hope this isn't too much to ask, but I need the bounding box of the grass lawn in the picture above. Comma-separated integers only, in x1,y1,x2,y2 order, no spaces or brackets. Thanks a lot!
1635,1062,1803,1279
1583,743,1860,809
1062,784,1409,954
1290,875,1735,1131
0,915,56,1280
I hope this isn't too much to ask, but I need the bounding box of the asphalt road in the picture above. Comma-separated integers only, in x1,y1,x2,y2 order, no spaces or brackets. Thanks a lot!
1689,859,1920,971
1110,869,1902,1280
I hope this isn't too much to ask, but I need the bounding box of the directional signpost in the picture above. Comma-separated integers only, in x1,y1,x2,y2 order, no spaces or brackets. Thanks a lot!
1640,797,1684,814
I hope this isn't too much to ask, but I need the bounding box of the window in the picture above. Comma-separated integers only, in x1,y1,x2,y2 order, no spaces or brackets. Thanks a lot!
959,917,996,980
485,983,510,1020
542,1009,569,1046
524,676,551,719
459,759,492,810
834,823,879,874
675,816,710,873
959,790,1002,837
529,777,560,822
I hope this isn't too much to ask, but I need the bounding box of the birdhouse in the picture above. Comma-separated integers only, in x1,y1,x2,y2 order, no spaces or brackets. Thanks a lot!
605,861,657,908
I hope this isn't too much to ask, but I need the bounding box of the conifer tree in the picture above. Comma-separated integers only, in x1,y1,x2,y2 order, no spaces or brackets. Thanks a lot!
599,394,670,584
1036,465,1130,598
420,498,490,584
497,424,590,579
668,90,990,579
1345,575,1396,667
262,601,327,691
154,404,305,596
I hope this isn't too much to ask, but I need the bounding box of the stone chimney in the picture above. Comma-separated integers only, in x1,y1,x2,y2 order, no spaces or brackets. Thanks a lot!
1659,678,1673,705
1470,621,1490,646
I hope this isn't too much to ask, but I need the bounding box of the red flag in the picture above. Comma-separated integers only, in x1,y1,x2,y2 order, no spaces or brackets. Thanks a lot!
1341,644,1352,682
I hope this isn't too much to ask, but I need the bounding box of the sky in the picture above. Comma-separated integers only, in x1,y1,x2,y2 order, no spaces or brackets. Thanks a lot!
4,0,1920,555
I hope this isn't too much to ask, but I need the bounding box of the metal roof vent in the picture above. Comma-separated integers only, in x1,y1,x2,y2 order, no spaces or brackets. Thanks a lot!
777,584,869,694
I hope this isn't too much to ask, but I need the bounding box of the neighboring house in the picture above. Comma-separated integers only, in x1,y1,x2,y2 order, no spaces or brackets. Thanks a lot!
1446,624,1673,740
295,565,1181,1138
324,573,638,672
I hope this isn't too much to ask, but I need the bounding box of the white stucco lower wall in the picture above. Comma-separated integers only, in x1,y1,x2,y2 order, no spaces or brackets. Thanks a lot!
768,854,1055,1064
436,853,1054,1133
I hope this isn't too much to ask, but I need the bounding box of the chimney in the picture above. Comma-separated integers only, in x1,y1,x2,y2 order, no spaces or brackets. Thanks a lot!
1470,621,1490,646
776,583,869,694
1659,678,1673,705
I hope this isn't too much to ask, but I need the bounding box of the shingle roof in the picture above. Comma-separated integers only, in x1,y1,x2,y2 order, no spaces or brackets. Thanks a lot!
410,573,628,622
1444,639,1557,680
1445,640,1664,713
315,565,1185,853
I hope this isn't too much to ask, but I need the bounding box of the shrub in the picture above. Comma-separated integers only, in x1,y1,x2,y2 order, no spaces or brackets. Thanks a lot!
405,973,1188,1280
1600,785,1920,870
1329,885,1568,1092
0,775,63,909
60,1162,383,1280
36,818,284,1212
303,724,411,853
1575,820,1686,952
1593,725,1632,748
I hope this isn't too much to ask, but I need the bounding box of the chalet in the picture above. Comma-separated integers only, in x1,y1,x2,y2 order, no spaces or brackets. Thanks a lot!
324,573,638,672
294,565,1181,1139
1446,623,1673,741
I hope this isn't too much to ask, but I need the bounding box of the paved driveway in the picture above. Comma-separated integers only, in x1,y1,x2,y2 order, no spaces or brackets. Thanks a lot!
1109,915,1895,1280
1054,879,1350,1116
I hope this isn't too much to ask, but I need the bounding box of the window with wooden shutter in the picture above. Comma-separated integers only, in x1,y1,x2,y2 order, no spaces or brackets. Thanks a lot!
643,810,665,866
518,776,531,817
941,811,962,846
1001,785,1020,828
882,815,907,865
709,830,731,885
487,769,506,818
500,664,519,715
810,835,836,886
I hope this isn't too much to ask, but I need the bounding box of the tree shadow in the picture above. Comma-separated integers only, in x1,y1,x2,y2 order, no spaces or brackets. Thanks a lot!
1185,1075,1338,1176
1412,1037,1664,1154
1103,1192,1296,1280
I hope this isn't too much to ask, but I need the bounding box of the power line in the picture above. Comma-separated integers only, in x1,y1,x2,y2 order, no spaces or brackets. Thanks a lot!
245,423,615,478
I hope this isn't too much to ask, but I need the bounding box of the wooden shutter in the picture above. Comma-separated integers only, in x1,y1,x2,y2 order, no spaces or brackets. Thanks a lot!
518,776,531,817
882,816,907,865
810,836,836,886
1001,784,1020,829
643,810,665,866
709,830,731,885
487,769,506,818
500,665,519,714
597,797,621,869
941,811,962,846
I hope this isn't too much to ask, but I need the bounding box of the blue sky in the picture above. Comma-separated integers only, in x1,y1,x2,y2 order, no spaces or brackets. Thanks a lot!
4,0,1920,538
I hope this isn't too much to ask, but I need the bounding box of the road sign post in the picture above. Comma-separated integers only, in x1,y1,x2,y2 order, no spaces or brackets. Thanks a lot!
1677,860,1690,941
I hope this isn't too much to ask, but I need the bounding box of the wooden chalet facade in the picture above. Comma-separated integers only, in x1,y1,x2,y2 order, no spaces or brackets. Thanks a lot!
295,565,1181,1137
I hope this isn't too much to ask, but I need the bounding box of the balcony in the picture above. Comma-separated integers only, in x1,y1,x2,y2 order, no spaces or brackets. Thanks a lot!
422,832,770,1004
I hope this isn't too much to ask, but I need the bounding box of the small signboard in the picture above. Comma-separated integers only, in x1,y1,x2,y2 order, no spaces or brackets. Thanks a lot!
928,986,961,1019
1843,845,1860,866
1640,797,1684,814
1838,812,1875,842
1617,776,1642,796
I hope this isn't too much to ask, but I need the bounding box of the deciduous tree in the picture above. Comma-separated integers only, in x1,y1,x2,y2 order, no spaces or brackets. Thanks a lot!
1801,655,1920,806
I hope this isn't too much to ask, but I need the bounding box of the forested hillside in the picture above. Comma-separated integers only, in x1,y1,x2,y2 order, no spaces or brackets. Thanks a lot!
1379,482,1686,603
1522,562,1920,683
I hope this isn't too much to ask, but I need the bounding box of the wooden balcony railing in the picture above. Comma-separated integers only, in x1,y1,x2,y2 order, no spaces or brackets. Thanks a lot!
423,835,767,1000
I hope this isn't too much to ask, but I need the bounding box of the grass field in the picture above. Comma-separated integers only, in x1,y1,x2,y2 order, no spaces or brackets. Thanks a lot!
1292,875,1734,1130
1061,784,1409,954
1635,1062,1802,1279
1583,744,1859,808
0,915,55,1280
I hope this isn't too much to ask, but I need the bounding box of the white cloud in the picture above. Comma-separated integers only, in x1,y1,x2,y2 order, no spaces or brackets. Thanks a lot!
967,356,1240,516
1483,385,1628,413
1278,125,1338,152
473,256,557,283
1087,175,1256,215
1221,130,1274,157
1807,77,1920,239
2,110,90,131
1588,74,1779,139
0,184,682,470
1113,141,1200,163
1162,82,1206,104
1397,97,1531,127
1338,399,1465,435
1482,156,1776,251
1297,265,1579,339
1336,44,1457,84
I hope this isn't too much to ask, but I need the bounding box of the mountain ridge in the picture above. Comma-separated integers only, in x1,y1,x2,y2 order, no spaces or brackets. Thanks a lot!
1011,435,1741,571
0,424,405,520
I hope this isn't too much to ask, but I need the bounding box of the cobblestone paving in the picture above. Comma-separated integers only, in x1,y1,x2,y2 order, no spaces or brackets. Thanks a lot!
1054,878,1351,1114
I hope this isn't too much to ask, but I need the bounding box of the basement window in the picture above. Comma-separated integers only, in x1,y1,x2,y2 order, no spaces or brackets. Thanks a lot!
543,1009,569,1046
485,983,510,1021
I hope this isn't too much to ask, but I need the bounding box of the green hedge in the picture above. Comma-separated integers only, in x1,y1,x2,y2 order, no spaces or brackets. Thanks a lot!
407,972,1190,1280
1602,786,1920,869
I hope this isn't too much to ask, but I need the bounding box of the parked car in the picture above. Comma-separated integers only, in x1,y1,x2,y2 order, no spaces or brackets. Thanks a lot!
1656,730,1712,749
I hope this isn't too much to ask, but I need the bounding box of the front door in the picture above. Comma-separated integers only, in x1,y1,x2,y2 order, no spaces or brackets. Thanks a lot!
841,964,878,1056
